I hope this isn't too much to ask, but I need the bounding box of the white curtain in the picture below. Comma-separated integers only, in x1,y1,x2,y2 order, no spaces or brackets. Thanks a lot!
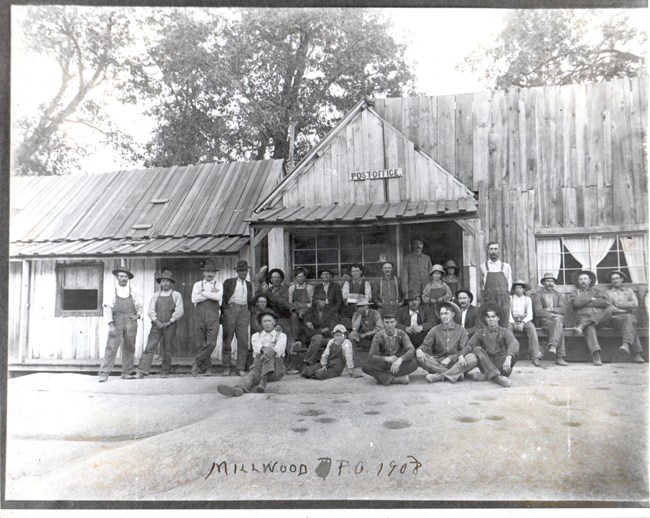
621,235,648,284
536,238,562,280
563,236,615,273
563,238,590,268
588,236,616,272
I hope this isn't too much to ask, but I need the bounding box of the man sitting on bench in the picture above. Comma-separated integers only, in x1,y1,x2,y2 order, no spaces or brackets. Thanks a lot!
605,270,645,364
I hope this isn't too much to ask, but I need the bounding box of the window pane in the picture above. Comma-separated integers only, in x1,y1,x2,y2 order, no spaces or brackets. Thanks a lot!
363,231,386,245
340,233,358,248
340,248,362,263
363,244,387,264
294,250,316,264
294,265,316,279
294,235,316,249
62,289,98,310
319,264,340,277
363,262,383,278
318,234,339,249
317,249,339,264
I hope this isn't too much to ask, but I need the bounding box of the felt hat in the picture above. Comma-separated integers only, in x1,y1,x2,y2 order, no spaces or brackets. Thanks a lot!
293,266,308,277
112,267,134,280
411,237,427,247
435,300,462,320
267,268,285,282
443,260,459,272
571,270,597,288
429,264,445,276
608,270,628,282
332,324,347,335
382,310,397,319
319,268,335,277
235,259,251,271
200,257,220,271
355,296,372,306
155,270,176,284
479,303,506,326
539,272,558,285
510,279,531,294
256,309,279,325
455,289,474,303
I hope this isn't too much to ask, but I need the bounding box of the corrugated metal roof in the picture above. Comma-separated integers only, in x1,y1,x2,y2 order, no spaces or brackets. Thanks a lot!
248,198,477,226
11,160,283,257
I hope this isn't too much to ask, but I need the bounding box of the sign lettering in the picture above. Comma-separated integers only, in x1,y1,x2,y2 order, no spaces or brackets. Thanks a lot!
350,168,403,181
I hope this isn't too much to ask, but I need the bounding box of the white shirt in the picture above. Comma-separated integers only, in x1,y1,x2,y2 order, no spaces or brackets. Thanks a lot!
191,279,223,305
461,308,468,327
231,278,248,305
510,294,533,323
103,285,143,320
321,338,355,369
410,310,419,328
479,260,513,289
251,330,287,358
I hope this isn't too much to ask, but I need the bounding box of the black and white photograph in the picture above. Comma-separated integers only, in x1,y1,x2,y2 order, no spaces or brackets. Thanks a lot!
3,1,649,510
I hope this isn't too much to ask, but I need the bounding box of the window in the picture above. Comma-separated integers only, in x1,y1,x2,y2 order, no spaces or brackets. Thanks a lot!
56,263,104,316
536,234,647,286
292,229,388,279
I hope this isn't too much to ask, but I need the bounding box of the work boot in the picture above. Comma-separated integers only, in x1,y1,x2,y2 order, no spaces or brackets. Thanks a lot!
619,343,631,355
555,357,568,366
592,351,603,366
254,378,268,393
121,373,134,380
217,384,244,397
390,375,410,385
633,353,645,364
98,374,108,383
425,373,445,383
531,357,542,367
286,368,300,375
222,367,231,377
573,324,585,336
191,362,199,377
466,371,487,382
492,375,512,388
205,369,213,377
135,372,145,379
548,344,557,357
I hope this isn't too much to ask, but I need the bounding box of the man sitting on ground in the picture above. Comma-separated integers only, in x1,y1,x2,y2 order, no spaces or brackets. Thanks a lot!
349,296,383,352
217,310,287,397
302,324,363,380
361,311,418,385
531,272,568,366
455,289,480,337
605,270,645,363
396,293,437,347
509,279,542,367
300,293,340,373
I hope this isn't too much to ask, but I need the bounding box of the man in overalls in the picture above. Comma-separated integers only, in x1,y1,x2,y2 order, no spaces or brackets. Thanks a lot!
287,267,314,348
191,258,223,377
479,241,513,316
341,263,372,321
136,270,184,378
99,267,143,382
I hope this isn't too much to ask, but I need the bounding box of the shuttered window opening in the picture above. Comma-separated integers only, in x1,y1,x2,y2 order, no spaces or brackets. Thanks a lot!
55,263,104,317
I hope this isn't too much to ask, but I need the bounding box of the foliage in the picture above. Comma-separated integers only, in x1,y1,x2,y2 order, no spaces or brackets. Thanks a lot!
463,10,646,90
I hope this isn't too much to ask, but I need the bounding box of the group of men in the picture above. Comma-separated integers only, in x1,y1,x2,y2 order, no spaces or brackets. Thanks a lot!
99,239,646,396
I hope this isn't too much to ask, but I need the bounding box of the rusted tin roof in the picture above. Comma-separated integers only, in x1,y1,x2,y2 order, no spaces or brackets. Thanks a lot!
11,160,283,257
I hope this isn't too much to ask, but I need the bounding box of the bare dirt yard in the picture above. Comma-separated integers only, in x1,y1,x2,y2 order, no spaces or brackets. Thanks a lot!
4,360,649,505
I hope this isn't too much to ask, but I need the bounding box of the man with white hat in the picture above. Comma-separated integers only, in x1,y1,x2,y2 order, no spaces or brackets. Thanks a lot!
190,257,223,377
349,296,383,352
531,273,568,366
605,270,645,363
509,279,542,367
137,270,184,378
98,267,143,382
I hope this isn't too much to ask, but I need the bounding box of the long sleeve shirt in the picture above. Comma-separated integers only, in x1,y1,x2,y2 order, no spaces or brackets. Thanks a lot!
342,279,372,303
510,294,533,323
191,279,223,305
531,288,566,320
605,286,639,314
321,338,355,369
570,287,611,318
368,329,415,362
251,329,287,358
421,282,453,304
400,253,433,297
373,276,402,308
288,283,314,307
103,285,143,320
479,260,512,290
148,290,184,323
418,321,470,359
468,326,519,359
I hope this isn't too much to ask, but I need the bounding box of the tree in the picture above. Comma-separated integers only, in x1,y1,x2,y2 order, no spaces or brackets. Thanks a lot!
463,10,646,90
12,6,136,176
127,8,416,168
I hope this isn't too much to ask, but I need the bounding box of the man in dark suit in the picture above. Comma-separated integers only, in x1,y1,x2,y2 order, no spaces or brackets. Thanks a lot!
395,293,437,347
219,259,254,377
312,269,344,315
301,293,341,369
454,289,481,337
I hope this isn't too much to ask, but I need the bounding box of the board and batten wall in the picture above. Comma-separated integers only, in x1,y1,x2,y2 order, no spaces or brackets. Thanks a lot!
374,76,648,283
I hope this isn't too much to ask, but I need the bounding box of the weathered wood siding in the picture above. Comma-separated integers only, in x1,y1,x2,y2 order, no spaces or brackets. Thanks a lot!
374,76,648,281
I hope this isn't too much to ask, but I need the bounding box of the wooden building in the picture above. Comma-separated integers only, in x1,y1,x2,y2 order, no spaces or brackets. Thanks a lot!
249,76,648,304
9,160,283,374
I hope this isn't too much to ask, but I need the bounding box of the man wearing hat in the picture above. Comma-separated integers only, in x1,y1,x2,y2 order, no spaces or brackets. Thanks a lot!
190,258,223,377
569,270,612,366
136,271,184,378
509,279,542,367
362,311,418,385
372,261,402,316
443,260,461,296
342,264,373,319
466,304,519,388
301,292,341,370
220,259,254,376
422,264,453,307
454,289,480,337
531,273,568,366
99,267,143,382
395,293,437,347
479,241,513,316
349,296,384,352
417,301,475,383
217,309,287,397
313,269,344,314
605,271,645,363
400,238,432,299
302,324,362,380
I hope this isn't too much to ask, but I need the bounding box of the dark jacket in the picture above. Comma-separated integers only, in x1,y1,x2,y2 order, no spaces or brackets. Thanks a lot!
302,306,340,341
454,305,481,336
222,277,254,310
395,305,437,332
313,282,344,314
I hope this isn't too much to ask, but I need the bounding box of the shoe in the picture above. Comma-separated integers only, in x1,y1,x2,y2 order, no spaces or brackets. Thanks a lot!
573,325,584,336
254,379,267,393
291,341,303,354
425,373,445,383
217,384,244,397
619,343,631,355
548,344,557,357
286,369,300,375
191,363,199,377
390,375,410,385
160,372,169,378
205,369,213,377
492,375,512,388
222,367,231,377
555,357,568,366
135,372,145,379
633,353,645,364
466,372,487,382
121,373,134,380
98,374,108,383
592,351,603,366
532,357,542,367
237,370,246,377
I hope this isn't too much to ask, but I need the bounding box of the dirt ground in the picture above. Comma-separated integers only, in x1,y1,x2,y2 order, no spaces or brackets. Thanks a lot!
4,360,649,504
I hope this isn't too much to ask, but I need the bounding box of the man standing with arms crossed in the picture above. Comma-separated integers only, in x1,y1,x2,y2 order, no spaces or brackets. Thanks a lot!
191,258,223,377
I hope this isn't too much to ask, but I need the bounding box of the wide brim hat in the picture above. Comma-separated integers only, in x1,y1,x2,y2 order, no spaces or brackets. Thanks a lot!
455,289,474,303
479,303,507,326
112,268,134,280
355,296,372,306
200,257,220,271
411,237,428,247
539,272,558,285
267,268,285,282
510,279,531,294
608,270,628,282
429,264,445,276
571,270,597,288
155,270,176,284
293,266,308,277
235,259,251,271
256,309,279,325
435,301,462,320
332,324,347,335
443,260,459,272
319,268,335,277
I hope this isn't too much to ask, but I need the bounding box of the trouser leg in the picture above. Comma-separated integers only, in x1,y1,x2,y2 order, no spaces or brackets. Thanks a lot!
442,352,479,382
195,314,219,372
610,314,642,352
524,322,541,359
121,318,138,374
472,346,500,380
417,352,448,374
161,323,176,373
221,308,236,368
361,357,394,385
235,306,251,371
303,334,326,365
138,326,162,374
99,325,122,376
582,325,601,354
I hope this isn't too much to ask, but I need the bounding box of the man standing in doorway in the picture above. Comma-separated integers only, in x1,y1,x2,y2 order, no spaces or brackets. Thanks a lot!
137,270,184,378
479,241,513,316
99,267,143,382
400,238,432,299
190,258,223,377
221,259,254,376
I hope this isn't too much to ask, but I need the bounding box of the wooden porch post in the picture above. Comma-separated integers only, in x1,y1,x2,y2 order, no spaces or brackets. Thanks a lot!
19,259,31,363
